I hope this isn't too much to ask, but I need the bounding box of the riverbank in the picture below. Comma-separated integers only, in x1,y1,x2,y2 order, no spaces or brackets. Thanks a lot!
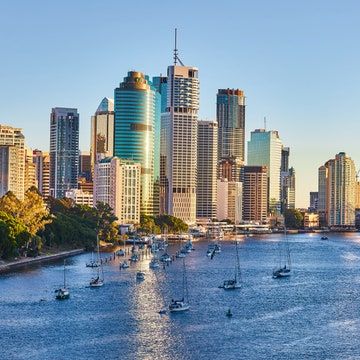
0,249,84,274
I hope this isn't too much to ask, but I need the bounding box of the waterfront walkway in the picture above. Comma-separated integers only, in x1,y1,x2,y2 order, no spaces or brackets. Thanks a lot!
0,249,84,274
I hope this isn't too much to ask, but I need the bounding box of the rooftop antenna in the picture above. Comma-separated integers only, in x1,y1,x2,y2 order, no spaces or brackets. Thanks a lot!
264,116,267,131
173,28,184,66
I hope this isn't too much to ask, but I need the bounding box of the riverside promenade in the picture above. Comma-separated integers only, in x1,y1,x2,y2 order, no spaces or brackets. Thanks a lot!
0,249,84,274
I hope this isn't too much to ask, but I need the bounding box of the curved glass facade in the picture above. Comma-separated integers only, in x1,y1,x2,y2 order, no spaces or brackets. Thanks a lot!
114,71,160,215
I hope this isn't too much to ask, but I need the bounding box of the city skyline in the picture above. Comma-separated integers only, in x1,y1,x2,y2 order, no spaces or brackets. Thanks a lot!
1,0,360,207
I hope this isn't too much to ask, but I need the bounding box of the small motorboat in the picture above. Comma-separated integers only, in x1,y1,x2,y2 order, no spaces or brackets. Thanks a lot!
136,271,145,281
226,308,233,317
321,236,328,240
116,249,126,256
120,261,129,269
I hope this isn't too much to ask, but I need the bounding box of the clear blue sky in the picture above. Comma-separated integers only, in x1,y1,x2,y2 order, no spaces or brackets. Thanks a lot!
1,0,359,208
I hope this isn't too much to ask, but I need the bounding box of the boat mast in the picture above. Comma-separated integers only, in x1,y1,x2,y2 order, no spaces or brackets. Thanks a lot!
183,258,189,302
235,241,241,283
63,260,66,288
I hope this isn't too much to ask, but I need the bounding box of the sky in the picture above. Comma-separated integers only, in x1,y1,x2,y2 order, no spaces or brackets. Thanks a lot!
1,0,360,208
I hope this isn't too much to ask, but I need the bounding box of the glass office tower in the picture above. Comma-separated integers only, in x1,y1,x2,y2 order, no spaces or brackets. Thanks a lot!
114,71,160,216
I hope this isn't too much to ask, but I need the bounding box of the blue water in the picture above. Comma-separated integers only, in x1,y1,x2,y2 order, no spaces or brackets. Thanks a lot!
2,233,360,359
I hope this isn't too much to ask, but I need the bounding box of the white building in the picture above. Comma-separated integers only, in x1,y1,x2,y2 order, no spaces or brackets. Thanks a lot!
65,189,93,206
94,157,141,224
160,64,199,224
0,125,25,200
319,152,356,227
217,179,242,224
247,129,283,214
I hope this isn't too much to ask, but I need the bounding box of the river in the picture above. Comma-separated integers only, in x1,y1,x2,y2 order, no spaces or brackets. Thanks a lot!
1,233,360,359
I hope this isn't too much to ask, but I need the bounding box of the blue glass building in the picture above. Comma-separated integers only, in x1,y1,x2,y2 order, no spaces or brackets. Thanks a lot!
114,71,160,216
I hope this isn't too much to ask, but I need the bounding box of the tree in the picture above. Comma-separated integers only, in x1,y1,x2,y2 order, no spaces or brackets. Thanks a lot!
284,209,304,229
154,215,188,234
95,202,119,243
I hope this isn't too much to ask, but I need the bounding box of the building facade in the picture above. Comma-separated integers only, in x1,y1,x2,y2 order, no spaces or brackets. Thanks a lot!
0,125,25,199
33,150,50,198
49,107,79,198
90,97,114,172
197,120,218,220
24,147,36,191
217,179,242,224
242,166,268,223
247,129,282,214
160,65,199,223
94,157,141,224
65,188,93,206
318,153,356,227
114,71,160,216
217,88,246,162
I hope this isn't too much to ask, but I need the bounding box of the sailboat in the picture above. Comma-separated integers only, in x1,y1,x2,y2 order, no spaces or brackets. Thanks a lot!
55,260,70,300
86,251,99,268
169,259,190,313
90,236,104,287
272,227,291,279
219,241,242,290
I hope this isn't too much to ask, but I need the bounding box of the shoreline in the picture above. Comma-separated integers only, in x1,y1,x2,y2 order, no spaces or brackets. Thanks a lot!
0,249,85,274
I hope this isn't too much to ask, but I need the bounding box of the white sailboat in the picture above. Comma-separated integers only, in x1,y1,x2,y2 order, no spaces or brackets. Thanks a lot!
86,251,99,268
219,241,242,290
90,236,104,287
272,227,291,279
55,260,70,300
169,259,190,313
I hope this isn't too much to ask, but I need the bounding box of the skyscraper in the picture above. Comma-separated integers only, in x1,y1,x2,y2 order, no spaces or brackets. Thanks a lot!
197,120,218,220
90,97,114,172
94,157,141,224
160,62,199,223
319,152,356,227
33,149,50,198
247,129,283,214
242,166,268,223
49,107,79,198
24,147,36,191
114,71,160,216
0,125,25,199
280,147,296,212
217,89,246,161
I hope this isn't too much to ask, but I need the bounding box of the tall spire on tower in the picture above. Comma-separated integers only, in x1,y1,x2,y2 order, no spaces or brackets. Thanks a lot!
173,28,184,66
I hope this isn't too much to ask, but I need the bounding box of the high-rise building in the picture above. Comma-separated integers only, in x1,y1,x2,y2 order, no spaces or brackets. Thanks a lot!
79,151,91,180
0,125,25,199
247,129,283,214
218,157,242,182
33,149,50,198
197,120,218,220
24,147,36,191
114,71,160,216
94,157,141,224
160,61,199,223
281,167,296,211
217,179,242,224
318,152,356,227
90,97,114,172
309,191,319,211
317,165,328,226
49,107,79,198
217,89,246,162
355,182,360,209
281,147,290,173
152,76,168,113
242,166,268,223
